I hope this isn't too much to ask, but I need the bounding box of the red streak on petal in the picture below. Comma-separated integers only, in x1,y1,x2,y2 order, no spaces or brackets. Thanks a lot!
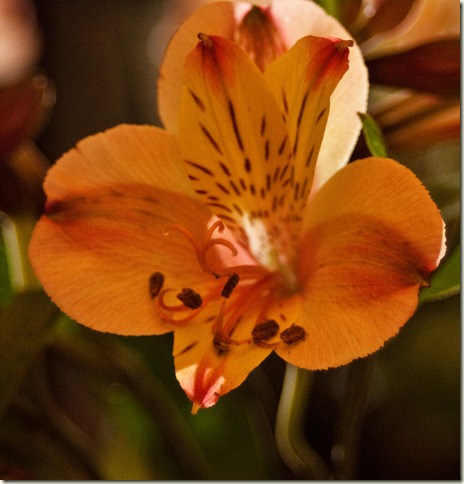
195,34,237,94
190,355,226,414
310,38,352,89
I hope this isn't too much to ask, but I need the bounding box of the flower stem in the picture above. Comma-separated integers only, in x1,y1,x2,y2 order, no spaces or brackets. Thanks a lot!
331,357,373,479
275,364,329,479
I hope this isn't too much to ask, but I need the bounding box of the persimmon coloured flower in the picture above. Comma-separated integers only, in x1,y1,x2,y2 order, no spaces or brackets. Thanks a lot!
29,2,445,413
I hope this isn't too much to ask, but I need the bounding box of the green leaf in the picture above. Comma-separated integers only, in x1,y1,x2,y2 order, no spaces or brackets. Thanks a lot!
0,291,59,418
419,245,460,305
0,224,13,306
358,113,389,158
314,0,340,18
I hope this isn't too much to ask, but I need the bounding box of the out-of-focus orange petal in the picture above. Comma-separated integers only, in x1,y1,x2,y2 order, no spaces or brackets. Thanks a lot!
370,90,460,151
29,125,215,335
362,0,460,58
179,34,294,265
157,0,368,190
275,157,445,369
366,39,459,96
265,35,352,202
0,74,53,160
349,0,414,44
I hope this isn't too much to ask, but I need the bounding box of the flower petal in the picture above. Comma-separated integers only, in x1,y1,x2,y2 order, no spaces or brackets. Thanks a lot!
157,0,368,190
361,0,460,58
179,34,294,265
173,286,302,412
369,90,460,151
276,157,445,369
366,39,459,96
29,125,216,335
173,319,272,413
264,35,352,201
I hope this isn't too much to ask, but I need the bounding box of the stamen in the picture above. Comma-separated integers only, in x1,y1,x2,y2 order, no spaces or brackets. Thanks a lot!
163,219,271,279
177,288,203,310
280,324,306,345
163,223,202,256
149,272,164,298
160,220,287,347
212,300,229,354
221,273,239,298
252,319,279,344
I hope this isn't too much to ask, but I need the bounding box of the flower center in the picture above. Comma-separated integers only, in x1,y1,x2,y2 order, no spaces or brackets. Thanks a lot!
149,219,306,354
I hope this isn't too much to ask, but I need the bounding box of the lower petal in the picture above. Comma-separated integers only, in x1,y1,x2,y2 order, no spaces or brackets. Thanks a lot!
173,315,273,413
173,284,303,411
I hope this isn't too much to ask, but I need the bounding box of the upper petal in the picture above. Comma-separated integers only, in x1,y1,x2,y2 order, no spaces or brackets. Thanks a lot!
29,125,216,335
157,1,238,134
276,157,445,369
157,0,368,190
179,34,294,268
264,35,352,202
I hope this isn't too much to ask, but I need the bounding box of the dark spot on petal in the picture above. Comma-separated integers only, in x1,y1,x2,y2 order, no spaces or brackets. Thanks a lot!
189,89,205,112
260,115,266,136
185,159,214,176
177,341,199,356
199,123,223,155
228,100,244,151
149,272,164,298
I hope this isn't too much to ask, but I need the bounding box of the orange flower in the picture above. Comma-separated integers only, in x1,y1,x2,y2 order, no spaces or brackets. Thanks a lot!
29,3,445,413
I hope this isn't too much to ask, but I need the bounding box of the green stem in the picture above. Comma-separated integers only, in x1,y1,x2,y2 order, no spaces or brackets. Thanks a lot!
275,364,329,479
331,358,373,479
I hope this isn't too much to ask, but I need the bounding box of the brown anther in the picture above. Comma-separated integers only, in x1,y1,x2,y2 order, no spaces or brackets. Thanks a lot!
149,272,164,299
252,319,279,344
280,324,307,345
221,273,240,298
177,288,202,310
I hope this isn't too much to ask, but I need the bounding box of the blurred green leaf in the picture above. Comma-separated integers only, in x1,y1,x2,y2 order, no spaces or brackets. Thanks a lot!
314,0,340,18
0,226,13,305
0,291,59,417
419,245,460,305
359,113,389,158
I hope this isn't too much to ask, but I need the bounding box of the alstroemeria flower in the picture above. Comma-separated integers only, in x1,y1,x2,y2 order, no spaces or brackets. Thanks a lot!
30,6,445,413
